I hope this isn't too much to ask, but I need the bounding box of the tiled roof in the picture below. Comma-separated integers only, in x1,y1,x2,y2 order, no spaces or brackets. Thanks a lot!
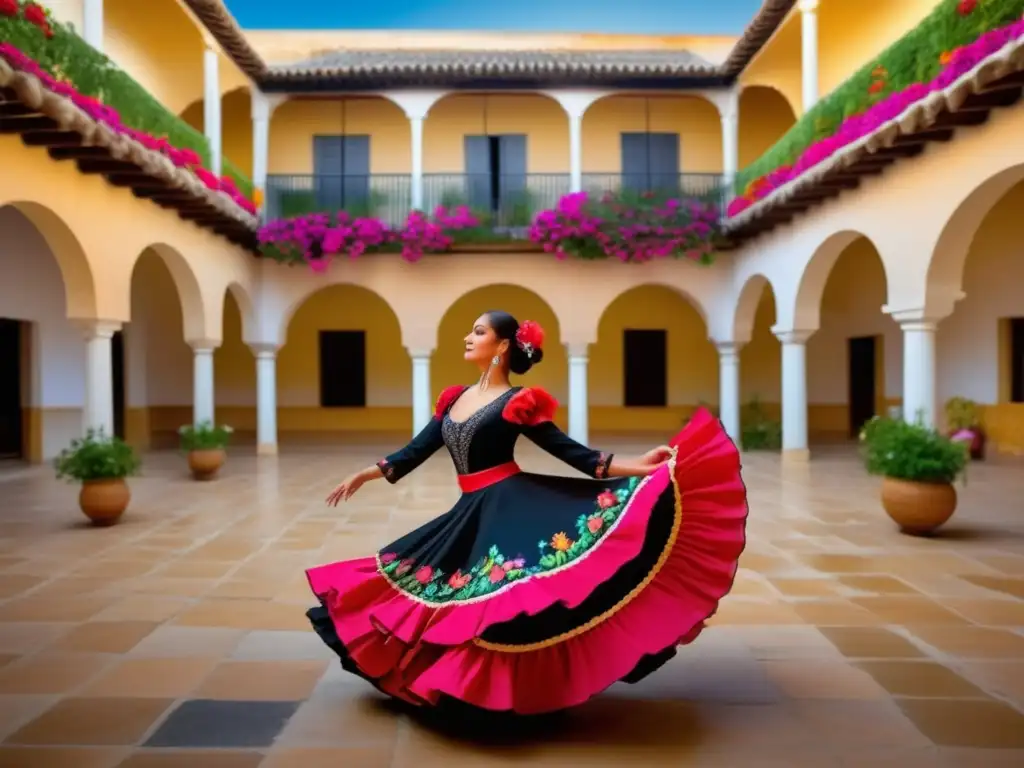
181,0,797,87
265,49,719,83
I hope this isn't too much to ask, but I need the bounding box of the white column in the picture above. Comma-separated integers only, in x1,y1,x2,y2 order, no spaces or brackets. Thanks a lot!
717,342,742,445
203,44,222,176
900,320,938,428
252,344,278,455
799,0,820,112
720,88,739,197
568,113,583,193
409,116,425,211
251,92,283,217
410,349,432,435
567,343,589,445
83,0,103,52
382,92,447,213
80,320,121,436
544,91,609,195
192,342,217,426
775,329,813,462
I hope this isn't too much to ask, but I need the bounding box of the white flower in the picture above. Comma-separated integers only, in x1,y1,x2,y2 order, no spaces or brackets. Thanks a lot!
223,425,234,433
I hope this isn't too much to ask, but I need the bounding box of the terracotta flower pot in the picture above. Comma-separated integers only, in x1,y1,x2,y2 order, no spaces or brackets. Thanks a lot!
880,476,957,535
79,478,131,527
188,448,225,480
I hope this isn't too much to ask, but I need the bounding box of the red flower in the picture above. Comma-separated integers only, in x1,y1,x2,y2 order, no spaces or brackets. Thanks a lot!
502,386,558,426
957,0,977,16
22,2,46,26
379,552,397,564
433,385,468,420
0,0,18,18
448,570,471,589
488,564,506,584
414,565,433,584
515,320,545,358
868,80,886,94
587,515,604,535
596,490,618,509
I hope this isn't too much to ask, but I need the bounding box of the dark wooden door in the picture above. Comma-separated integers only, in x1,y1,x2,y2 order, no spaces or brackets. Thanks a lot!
0,319,23,459
848,335,877,437
623,329,668,407
112,330,125,439
319,330,367,407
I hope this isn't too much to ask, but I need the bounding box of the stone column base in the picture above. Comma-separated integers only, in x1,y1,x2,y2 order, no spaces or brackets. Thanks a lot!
782,448,811,465
257,442,278,456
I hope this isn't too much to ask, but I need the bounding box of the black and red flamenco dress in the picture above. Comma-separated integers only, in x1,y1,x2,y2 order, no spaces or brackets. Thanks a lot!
305,385,748,714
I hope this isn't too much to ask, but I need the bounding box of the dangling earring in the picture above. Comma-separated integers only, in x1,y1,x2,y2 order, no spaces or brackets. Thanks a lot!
480,354,500,392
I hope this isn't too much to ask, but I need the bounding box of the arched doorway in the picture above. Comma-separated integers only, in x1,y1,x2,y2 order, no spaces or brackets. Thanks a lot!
279,284,405,441
591,284,714,433
0,202,97,461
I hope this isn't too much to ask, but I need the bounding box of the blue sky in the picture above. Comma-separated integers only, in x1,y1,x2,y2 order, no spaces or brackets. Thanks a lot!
225,0,764,35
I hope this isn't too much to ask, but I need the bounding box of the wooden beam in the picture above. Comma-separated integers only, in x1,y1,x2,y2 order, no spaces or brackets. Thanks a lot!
956,88,1021,111
0,115,58,133
48,146,113,160
932,110,989,129
21,130,83,146
894,128,954,144
978,70,1024,92
0,103,37,117
76,160,146,175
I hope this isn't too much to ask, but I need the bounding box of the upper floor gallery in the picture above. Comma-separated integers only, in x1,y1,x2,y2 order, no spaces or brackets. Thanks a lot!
35,0,946,223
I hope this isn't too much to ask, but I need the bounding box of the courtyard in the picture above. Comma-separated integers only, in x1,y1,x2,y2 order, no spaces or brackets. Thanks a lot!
0,439,1021,767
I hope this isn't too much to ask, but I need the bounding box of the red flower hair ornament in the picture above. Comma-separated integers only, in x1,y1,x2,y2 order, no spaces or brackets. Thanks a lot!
515,320,545,360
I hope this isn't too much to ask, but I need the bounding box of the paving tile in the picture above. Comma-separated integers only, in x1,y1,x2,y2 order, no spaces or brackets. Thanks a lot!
192,660,329,701
78,657,218,698
0,746,130,767
143,700,300,749
49,622,159,654
895,698,1024,748
4,697,174,745
117,749,264,767
818,627,926,659
261,746,395,768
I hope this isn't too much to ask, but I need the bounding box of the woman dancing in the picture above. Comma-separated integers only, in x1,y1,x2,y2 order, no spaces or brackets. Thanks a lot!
306,310,748,714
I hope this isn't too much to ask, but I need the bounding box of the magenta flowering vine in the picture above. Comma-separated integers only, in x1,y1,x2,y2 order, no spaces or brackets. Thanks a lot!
257,206,481,271
528,190,723,264
0,42,257,215
727,16,1024,217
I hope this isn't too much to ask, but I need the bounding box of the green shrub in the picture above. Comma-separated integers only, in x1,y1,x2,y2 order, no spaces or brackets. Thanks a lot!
0,2,252,197
54,429,141,482
740,396,782,451
178,421,233,451
860,416,968,484
735,0,1024,193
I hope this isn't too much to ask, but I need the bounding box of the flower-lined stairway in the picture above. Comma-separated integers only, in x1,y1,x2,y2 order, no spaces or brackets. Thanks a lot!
0,0,257,242
728,0,1024,218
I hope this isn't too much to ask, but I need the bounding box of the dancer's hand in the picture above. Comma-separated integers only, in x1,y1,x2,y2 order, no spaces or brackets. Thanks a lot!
326,473,365,506
640,445,673,466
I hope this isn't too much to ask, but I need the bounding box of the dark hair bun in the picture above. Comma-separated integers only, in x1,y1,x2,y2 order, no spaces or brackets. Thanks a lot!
509,344,543,376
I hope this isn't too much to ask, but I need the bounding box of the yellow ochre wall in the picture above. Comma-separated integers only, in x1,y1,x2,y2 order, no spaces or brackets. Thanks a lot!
741,0,943,114
221,92,796,179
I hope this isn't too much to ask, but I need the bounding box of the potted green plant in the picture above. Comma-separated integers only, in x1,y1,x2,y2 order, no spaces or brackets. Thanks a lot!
945,396,986,460
54,429,141,526
860,416,968,535
178,420,233,480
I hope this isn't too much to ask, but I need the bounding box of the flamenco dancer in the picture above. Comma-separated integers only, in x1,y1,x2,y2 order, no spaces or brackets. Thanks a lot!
306,311,748,715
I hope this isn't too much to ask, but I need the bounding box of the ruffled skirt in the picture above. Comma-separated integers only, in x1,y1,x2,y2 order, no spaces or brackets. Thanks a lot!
305,409,747,714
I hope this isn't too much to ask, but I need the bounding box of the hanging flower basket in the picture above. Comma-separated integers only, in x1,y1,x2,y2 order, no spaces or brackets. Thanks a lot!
529,190,724,263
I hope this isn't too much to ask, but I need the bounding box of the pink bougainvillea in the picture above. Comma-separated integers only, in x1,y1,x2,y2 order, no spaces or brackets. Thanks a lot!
528,190,722,263
257,205,481,271
727,17,1024,218
0,42,256,215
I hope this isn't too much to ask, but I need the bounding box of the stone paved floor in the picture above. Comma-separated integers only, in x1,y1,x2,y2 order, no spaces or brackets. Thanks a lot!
0,438,1023,767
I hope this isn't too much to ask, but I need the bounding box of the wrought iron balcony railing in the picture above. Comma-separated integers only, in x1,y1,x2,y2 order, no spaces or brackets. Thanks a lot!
581,172,726,210
264,172,723,226
264,174,413,225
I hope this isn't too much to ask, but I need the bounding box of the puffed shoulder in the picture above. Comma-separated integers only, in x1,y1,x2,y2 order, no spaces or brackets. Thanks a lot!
502,386,559,426
433,385,469,420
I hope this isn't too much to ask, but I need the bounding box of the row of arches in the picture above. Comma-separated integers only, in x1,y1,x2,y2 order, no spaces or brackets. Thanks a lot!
3,117,1024,459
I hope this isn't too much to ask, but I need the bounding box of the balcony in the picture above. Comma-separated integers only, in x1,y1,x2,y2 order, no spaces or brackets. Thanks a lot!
582,172,726,208
264,172,724,227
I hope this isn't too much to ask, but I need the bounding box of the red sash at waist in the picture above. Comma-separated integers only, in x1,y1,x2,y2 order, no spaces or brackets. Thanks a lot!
457,462,521,493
